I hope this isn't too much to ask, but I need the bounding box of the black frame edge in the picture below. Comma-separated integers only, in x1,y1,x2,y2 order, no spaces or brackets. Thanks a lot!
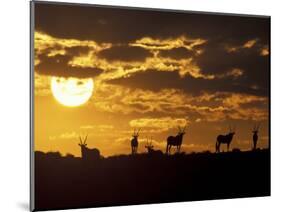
30,0,35,211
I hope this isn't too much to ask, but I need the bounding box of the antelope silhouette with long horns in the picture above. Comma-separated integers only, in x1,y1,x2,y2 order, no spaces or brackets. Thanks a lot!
145,136,162,155
131,129,140,155
252,124,260,150
78,134,100,160
166,125,187,154
216,126,236,153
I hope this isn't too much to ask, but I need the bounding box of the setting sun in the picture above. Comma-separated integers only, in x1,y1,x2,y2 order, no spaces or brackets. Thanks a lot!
51,77,94,107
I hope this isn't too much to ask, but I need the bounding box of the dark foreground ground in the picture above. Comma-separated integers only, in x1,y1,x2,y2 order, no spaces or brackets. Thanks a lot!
34,149,270,211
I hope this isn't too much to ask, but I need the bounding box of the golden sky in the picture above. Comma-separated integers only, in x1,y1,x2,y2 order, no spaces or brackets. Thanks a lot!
34,3,270,157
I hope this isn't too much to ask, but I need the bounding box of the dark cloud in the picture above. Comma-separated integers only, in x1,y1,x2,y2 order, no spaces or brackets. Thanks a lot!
34,2,269,43
66,46,91,56
159,47,194,59
196,39,269,93
197,39,268,74
36,54,103,78
239,100,268,110
98,45,152,61
108,69,268,96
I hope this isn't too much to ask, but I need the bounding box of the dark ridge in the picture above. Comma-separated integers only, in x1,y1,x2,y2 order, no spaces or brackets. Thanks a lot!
34,149,270,211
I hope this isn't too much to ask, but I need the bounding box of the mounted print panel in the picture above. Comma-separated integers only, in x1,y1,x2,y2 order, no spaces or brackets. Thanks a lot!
30,1,270,211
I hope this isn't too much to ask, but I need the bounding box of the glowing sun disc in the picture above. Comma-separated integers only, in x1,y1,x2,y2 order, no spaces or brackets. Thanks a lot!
51,77,94,107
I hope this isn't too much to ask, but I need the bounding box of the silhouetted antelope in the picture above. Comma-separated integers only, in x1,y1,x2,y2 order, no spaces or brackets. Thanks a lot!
78,135,100,160
166,126,186,154
216,126,235,153
252,124,260,150
131,129,140,155
145,136,162,155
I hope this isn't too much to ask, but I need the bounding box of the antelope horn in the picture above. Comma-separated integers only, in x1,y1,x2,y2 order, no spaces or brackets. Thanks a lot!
137,128,141,135
178,126,182,133
84,134,88,144
79,136,82,144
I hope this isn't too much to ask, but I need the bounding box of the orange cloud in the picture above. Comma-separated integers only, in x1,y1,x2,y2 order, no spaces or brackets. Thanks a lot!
225,39,258,53
217,68,244,79
69,49,214,80
222,93,267,108
36,32,244,81
35,31,111,54
34,31,112,69
260,46,269,56
129,36,207,51
90,82,268,122
49,131,78,140
129,117,189,129
243,39,257,48
34,72,51,96
80,124,114,132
